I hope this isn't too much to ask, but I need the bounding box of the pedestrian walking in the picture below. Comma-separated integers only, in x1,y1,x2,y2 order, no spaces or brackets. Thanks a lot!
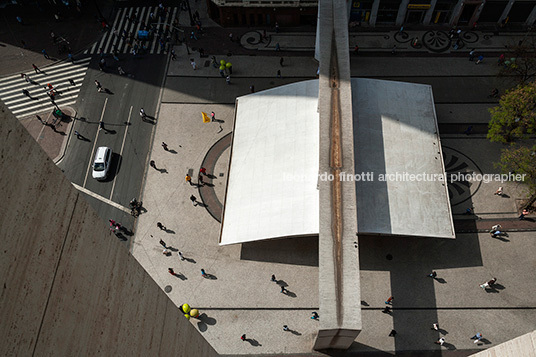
498,53,505,66
435,337,445,345
69,78,76,86
311,312,319,320
389,330,397,337
157,222,166,230
275,22,279,33
391,45,397,55
469,48,475,61
200,167,207,175
211,111,216,121
271,274,276,282
32,64,40,73
159,239,167,248
22,89,30,97
488,88,499,98
168,268,175,275
198,175,204,186
428,271,437,278
491,224,502,231
280,57,284,67
519,208,529,220
42,49,49,59
250,85,255,93
162,142,168,151
118,66,125,75
432,323,439,331
178,251,185,261
385,296,394,304
190,31,197,40
471,332,483,343
229,33,233,42
99,122,105,131
16,16,23,24
354,44,359,54
201,268,207,278
171,49,177,60
480,278,497,289
277,70,281,78
74,130,84,140
140,108,146,119
163,249,171,255
190,59,197,70
185,174,193,185
36,115,44,124
95,80,102,92
211,56,218,68
283,325,289,331
241,334,246,341
476,55,484,64
275,43,280,51
226,75,231,85
280,286,287,294
150,160,157,170
382,306,391,313
494,187,503,196
190,195,198,206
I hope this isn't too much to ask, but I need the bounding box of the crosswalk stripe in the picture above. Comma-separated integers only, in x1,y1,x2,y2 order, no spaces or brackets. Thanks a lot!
85,6,177,55
0,58,91,119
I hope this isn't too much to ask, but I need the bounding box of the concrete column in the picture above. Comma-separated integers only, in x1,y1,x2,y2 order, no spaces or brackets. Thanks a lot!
499,0,516,24
525,4,536,26
423,0,438,25
369,0,380,26
449,0,464,26
396,0,410,25
471,0,486,26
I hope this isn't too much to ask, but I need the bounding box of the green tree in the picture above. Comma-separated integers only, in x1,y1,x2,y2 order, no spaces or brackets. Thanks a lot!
496,144,536,196
488,82,536,144
499,40,536,85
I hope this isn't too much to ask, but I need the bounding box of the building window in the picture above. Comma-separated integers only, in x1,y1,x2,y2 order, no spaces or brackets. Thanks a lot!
478,1,507,23
432,0,456,24
377,0,402,24
508,1,536,22
350,0,374,23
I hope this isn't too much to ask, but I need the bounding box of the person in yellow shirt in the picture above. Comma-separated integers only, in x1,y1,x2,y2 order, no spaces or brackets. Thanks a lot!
185,174,193,185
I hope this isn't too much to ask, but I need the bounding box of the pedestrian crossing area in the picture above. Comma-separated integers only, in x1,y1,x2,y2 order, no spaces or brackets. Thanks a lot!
84,6,181,55
0,57,91,119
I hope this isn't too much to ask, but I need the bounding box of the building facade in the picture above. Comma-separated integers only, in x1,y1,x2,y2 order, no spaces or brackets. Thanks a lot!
207,0,536,27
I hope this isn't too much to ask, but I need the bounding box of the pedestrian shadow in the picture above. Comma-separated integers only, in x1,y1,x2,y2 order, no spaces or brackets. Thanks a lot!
479,338,492,345
168,149,178,154
202,182,215,187
163,228,175,234
114,232,128,241
487,283,505,292
142,117,157,124
206,174,217,179
434,277,447,284
77,136,91,142
522,217,535,222
438,328,448,335
213,118,225,123
119,227,133,236
99,88,114,95
246,339,262,347
197,313,217,332
361,300,369,306
276,280,288,287
175,273,187,280
167,246,178,252
282,289,297,298
157,168,168,174
205,273,217,280
499,194,510,198
443,342,456,350
102,129,117,135
492,236,510,242
289,329,302,336
184,257,196,263
195,202,207,208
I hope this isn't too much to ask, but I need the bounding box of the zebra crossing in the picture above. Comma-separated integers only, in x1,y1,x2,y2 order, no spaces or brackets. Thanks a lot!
84,7,180,55
0,57,91,119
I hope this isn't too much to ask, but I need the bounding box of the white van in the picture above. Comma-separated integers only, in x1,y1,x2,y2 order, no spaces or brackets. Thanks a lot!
92,146,112,180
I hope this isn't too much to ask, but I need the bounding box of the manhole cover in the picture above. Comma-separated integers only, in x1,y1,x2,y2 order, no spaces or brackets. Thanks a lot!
219,173,224,177
164,285,172,293
386,254,393,260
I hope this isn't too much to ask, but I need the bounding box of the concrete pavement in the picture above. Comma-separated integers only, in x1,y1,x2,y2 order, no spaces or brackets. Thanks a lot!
128,41,536,355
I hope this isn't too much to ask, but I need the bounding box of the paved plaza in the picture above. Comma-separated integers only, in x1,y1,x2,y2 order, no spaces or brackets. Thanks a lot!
127,44,536,354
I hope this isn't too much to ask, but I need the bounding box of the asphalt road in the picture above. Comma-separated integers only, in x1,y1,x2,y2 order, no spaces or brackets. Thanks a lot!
58,54,168,230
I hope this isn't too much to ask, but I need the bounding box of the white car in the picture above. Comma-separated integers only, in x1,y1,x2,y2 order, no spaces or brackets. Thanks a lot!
92,146,112,180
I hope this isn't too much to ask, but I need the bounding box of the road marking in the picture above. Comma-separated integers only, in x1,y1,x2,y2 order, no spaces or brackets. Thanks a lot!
110,105,132,200
72,182,131,213
83,97,108,187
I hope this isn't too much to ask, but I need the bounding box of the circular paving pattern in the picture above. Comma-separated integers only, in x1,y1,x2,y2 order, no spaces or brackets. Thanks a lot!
442,146,483,206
